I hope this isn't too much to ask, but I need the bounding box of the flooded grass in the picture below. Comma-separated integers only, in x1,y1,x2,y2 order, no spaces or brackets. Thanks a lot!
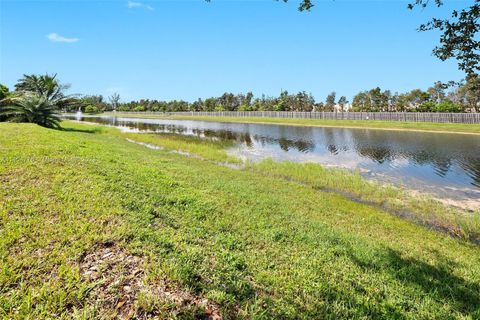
1,121,480,319
119,131,241,165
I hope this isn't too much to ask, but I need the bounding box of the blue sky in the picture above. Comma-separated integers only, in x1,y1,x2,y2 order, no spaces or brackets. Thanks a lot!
0,0,471,102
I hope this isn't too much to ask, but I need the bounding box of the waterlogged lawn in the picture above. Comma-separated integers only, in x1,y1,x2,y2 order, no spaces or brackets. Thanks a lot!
1,121,479,319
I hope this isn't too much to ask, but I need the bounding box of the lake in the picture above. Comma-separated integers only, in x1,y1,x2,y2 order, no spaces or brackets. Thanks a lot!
67,115,480,207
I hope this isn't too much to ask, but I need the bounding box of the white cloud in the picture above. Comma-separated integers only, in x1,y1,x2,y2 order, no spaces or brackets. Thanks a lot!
47,33,79,43
127,1,154,11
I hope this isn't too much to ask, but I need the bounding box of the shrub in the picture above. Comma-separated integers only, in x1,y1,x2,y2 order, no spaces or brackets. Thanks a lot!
433,100,463,113
85,105,101,114
0,93,61,128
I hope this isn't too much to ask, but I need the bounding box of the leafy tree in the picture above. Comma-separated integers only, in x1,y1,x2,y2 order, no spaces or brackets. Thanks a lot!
394,93,410,112
352,92,370,111
417,101,437,112
427,81,447,103
434,100,463,113
294,91,315,111
368,87,389,111
80,95,107,112
314,102,324,111
109,93,121,111
85,105,102,114
0,93,61,128
457,75,480,112
325,92,336,111
337,96,348,112
409,0,479,76
0,84,9,100
352,88,390,111
407,89,431,110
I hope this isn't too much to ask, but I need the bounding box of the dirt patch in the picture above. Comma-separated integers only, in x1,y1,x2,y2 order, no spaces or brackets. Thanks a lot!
79,242,222,319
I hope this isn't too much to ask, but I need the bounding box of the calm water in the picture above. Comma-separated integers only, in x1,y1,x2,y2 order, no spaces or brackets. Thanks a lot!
67,115,480,204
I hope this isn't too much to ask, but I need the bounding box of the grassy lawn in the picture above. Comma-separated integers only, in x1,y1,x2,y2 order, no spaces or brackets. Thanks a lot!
101,112,480,135
1,121,480,319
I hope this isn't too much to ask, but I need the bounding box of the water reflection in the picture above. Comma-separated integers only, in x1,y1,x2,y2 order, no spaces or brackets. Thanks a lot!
66,115,480,200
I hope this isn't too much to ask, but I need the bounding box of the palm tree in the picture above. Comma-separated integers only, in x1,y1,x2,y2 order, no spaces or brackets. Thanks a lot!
14,74,78,111
0,93,61,128
0,74,79,127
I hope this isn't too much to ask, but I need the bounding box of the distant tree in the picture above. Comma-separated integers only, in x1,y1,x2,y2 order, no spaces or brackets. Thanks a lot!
0,84,9,100
325,92,336,111
0,84,10,121
427,81,447,103
109,93,121,111
293,91,315,111
81,95,106,113
337,96,348,112
204,97,217,111
352,88,390,112
407,89,431,110
368,87,389,111
352,92,370,111
457,75,480,112
394,93,410,112
191,99,204,112
236,92,254,109
85,105,102,114
434,100,463,113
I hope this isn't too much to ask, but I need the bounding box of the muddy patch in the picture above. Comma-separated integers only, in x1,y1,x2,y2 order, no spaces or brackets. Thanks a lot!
79,242,222,319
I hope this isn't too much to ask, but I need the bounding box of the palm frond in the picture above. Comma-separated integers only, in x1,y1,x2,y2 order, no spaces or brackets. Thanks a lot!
0,93,62,128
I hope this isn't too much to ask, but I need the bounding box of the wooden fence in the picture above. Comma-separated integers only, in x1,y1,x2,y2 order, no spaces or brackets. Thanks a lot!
116,111,480,124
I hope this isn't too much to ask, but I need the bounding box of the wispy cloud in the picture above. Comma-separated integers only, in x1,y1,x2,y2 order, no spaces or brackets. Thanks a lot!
47,33,79,43
127,1,154,11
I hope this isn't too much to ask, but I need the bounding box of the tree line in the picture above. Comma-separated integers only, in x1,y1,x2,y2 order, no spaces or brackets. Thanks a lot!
70,77,479,113
1,75,478,129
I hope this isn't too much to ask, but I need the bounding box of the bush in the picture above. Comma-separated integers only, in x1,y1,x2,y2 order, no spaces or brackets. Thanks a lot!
417,101,436,112
433,100,463,113
417,101,463,113
85,105,101,114
238,105,253,111
0,93,61,128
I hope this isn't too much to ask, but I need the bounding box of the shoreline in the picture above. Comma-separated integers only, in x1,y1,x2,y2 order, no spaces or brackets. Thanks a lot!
94,113,480,136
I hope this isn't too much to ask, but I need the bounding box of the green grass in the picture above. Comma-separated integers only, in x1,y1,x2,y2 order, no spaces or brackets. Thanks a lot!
102,112,480,135
1,121,480,319
247,160,480,242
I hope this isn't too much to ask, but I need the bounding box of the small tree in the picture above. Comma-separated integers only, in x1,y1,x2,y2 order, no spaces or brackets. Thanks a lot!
325,92,336,111
337,96,348,112
0,84,9,100
109,93,121,111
